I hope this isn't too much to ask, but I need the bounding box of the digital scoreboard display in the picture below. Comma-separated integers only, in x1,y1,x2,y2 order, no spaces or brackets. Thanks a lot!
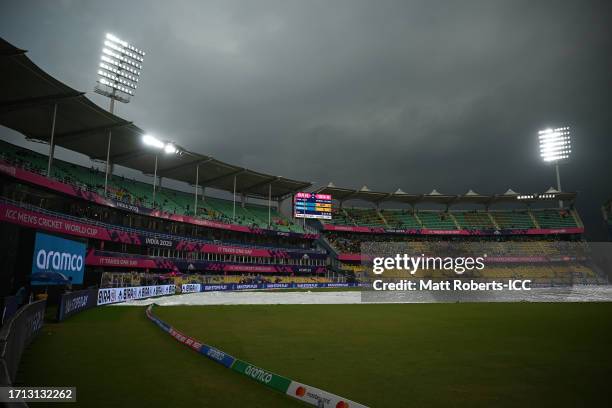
294,192,332,220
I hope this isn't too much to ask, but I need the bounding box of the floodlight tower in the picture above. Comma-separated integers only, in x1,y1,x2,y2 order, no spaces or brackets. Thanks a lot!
94,33,146,195
538,126,572,208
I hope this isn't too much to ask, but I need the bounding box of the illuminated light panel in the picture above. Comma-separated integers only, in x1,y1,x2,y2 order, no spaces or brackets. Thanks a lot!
142,135,164,149
95,33,146,102
538,127,572,162
98,78,133,95
97,70,137,89
106,33,145,56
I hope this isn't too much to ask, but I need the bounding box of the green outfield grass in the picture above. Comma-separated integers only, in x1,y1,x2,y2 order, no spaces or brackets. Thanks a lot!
18,302,612,407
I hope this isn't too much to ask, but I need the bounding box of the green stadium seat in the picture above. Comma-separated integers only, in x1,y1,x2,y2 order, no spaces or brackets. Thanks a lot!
491,210,536,229
417,211,457,230
380,209,421,228
531,209,578,229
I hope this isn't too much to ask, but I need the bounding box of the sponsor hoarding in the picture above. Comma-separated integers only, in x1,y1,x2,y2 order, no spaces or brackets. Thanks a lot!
181,284,201,293
199,283,357,292
144,304,369,407
323,223,585,236
57,289,98,321
200,344,236,368
31,232,86,285
97,285,176,305
286,381,368,408
231,359,292,393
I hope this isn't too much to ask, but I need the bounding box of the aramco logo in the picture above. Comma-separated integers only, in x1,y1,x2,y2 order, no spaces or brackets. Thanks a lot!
36,249,83,272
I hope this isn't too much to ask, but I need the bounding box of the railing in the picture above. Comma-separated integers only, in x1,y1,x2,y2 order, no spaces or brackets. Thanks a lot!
0,300,46,391
94,249,327,267
0,154,101,195
0,197,325,255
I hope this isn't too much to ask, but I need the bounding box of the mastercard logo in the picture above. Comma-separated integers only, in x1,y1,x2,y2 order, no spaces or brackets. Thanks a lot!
336,401,349,408
295,386,306,397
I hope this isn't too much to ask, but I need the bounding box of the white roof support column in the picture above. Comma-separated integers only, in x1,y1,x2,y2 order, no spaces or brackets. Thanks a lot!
46,103,58,178
194,164,199,216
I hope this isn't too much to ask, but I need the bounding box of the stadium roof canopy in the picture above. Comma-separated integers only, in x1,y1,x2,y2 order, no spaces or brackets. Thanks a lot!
0,38,310,200
315,184,577,206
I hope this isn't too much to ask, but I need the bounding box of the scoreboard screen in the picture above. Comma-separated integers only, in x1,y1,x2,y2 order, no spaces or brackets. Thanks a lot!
294,192,332,220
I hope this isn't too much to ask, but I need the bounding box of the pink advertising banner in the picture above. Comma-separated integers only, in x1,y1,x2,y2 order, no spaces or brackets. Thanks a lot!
0,160,318,239
323,223,584,236
0,201,140,243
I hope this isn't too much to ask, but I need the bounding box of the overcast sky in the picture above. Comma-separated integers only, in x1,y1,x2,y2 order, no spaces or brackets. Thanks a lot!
1,0,611,239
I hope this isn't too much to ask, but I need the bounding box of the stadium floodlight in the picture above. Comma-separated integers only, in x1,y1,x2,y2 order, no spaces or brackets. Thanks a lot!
164,144,177,154
539,127,571,162
95,33,145,105
95,33,146,196
538,126,571,208
141,135,181,204
142,135,177,154
142,134,165,149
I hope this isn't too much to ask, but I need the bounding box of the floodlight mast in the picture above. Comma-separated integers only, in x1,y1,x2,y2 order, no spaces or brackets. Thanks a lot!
538,126,571,208
94,33,146,196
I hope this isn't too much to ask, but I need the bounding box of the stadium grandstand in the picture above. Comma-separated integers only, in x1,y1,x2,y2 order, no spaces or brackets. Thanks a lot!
316,184,582,231
0,37,336,296
0,35,607,297
1,3,611,406
309,184,606,285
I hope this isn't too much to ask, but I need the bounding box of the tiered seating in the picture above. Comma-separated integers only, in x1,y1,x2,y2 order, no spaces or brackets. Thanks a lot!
328,209,355,226
339,263,366,273
491,210,535,229
0,140,303,232
381,209,421,228
417,211,457,229
325,207,579,231
343,208,385,226
244,203,295,232
532,209,578,229
325,233,360,253
454,211,495,230
476,264,600,283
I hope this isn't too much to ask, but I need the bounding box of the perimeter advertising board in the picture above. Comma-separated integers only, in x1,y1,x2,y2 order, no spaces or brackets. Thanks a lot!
97,285,176,305
57,289,98,321
31,232,86,285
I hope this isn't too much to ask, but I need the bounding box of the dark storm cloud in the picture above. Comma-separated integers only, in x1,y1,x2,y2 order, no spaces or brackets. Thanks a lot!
1,0,611,238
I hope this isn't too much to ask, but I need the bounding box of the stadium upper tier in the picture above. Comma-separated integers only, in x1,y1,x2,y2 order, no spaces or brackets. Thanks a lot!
325,207,581,231
0,140,304,233
315,184,578,207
